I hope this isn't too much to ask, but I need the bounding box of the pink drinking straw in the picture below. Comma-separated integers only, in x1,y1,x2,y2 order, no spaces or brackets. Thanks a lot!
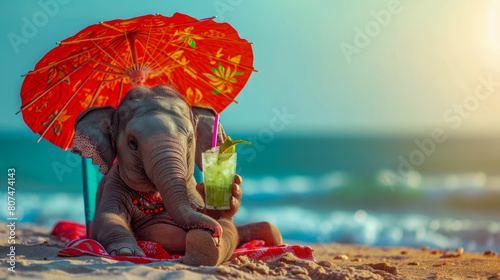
212,114,220,149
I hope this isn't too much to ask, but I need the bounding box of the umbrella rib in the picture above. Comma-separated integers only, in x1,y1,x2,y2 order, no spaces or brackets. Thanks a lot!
153,46,186,70
120,32,135,69
59,34,123,45
17,61,90,114
100,22,125,33
148,31,177,63
83,55,127,75
130,14,157,32
84,67,123,76
147,31,252,44
147,33,192,69
135,39,183,71
88,73,108,108
146,51,179,81
149,17,216,29
91,40,128,71
169,42,257,72
146,41,187,71
132,14,157,60
144,30,166,66
117,79,124,107
37,71,94,143
140,23,154,69
121,32,133,70
105,38,131,70
127,34,139,70
21,47,97,77
144,51,180,83
99,76,126,82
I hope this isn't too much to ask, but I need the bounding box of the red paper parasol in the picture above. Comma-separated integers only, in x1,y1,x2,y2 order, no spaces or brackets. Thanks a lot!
19,13,255,150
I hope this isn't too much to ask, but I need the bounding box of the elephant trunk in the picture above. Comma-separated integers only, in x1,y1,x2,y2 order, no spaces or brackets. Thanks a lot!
144,137,222,237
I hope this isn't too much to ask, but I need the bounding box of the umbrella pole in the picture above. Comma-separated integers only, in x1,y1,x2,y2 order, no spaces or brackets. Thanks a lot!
128,34,139,70
82,157,102,238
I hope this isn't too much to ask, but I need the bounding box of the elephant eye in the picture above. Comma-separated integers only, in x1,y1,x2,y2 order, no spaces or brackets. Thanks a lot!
128,136,138,150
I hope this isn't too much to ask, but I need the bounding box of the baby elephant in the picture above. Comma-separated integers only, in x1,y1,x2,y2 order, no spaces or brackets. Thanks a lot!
71,85,282,266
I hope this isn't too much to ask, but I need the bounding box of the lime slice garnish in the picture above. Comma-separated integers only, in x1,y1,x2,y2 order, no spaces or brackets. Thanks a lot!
219,136,251,154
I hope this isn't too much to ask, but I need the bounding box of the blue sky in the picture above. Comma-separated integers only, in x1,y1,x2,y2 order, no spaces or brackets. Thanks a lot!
1,0,500,139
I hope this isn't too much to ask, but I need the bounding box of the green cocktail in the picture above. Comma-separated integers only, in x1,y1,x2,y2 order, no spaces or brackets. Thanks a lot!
202,151,237,210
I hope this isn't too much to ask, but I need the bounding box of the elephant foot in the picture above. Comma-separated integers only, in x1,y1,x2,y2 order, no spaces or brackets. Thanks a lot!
181,229,224,266
106,242,146,257
237,221,283,247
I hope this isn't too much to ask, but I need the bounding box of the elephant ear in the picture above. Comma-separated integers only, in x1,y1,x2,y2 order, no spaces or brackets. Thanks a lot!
191,106,226,171
71,106,116,174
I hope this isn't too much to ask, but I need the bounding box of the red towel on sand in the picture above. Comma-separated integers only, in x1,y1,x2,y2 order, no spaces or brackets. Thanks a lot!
52,220,315,264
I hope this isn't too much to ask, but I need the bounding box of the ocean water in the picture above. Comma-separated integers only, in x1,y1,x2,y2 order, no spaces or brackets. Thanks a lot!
2,134,500,252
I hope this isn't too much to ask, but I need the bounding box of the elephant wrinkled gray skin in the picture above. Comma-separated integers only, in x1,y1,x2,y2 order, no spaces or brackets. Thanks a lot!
71,85,282,266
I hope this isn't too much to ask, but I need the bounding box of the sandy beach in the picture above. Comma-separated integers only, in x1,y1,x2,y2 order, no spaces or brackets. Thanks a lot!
1,222,499,280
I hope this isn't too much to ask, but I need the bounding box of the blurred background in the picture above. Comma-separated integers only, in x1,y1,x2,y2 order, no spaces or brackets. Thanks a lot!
1,0,500,252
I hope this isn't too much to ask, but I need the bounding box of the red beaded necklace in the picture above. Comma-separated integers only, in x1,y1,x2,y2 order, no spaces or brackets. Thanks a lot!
132,191,165,214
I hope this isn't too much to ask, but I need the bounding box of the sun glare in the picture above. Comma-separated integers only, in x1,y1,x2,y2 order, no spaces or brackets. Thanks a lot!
490,3,499,50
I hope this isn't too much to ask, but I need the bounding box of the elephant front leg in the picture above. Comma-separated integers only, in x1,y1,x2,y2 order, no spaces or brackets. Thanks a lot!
182,218,238,266
181,175,243,266
92,212,145,257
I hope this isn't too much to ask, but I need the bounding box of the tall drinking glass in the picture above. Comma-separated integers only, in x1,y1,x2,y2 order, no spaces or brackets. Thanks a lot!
202,151,237,210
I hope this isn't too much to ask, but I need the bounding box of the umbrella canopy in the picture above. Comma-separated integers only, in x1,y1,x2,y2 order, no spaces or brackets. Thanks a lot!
19,13,255,150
